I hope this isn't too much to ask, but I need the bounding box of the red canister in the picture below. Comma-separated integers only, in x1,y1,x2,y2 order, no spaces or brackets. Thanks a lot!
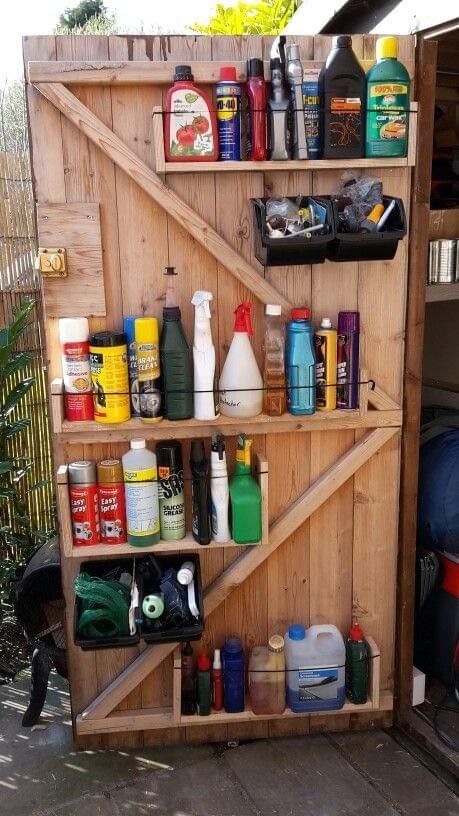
68,461,99,547
97,459,126,544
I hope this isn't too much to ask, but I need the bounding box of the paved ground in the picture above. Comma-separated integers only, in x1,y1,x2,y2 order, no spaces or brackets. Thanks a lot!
0,672,458,816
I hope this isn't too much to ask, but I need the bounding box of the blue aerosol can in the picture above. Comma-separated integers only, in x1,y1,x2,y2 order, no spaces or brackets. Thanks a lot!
286,307,316,415
216,66,243,161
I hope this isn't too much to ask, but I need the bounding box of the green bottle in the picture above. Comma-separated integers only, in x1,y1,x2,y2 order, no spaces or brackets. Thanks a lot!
365,36,410,158
229,434,262,544
345,622,369,704
196,652,212,715
160,267,193,421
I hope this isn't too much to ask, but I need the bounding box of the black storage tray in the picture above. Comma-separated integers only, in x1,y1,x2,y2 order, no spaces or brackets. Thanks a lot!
139,553,204,644
252,196,335,267
74,558,140,651
327,195,407,262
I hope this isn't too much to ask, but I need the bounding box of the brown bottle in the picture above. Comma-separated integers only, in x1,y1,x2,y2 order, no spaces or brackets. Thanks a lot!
263,304,287,417
320,35,366,159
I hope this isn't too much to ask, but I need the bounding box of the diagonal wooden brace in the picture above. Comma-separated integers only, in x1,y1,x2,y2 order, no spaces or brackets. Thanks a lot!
79,426,398,723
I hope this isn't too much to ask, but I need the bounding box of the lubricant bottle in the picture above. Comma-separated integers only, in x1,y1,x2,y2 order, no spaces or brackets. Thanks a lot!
286,308,316,415
314,317,337,411
135,317,162,423
366,36,410,158
336,311,360,409
320,35,366,159
229,434,262,545
123,315,141,417
89,331,130,424
97,459,127,544
181,641,196,715
122,438,160,547
156,441,185,541
161,268,193,421
190,439,212,545
216,66,242,160
69,461,99,547
246,58,267,161
345,622,369,704
197,652,212,715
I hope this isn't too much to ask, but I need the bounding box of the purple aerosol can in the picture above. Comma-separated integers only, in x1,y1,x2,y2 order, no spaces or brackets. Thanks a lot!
337,311,360,409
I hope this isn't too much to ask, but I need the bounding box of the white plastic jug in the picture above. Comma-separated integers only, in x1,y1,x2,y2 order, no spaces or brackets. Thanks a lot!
284,624,345,713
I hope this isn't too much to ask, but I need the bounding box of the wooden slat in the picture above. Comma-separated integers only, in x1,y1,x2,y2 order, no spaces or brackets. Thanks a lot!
163,157,415,172
34,82,293,315
428,209,459,241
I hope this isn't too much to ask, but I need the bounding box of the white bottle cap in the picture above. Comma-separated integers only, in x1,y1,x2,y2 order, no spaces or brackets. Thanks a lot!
265,304,282,316
320,317,332,329
59,317,89,343
177,561,195,585
213,648,221,669
130,438,146,450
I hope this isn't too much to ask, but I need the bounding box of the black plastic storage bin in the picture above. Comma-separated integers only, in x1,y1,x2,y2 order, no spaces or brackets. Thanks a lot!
252,196,335,267
139,553,204,644
74,558,140,651
327,195,407,262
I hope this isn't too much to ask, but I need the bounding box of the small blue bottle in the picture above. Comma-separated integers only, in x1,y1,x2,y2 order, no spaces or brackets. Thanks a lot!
222,636,245,712
286,308,316,415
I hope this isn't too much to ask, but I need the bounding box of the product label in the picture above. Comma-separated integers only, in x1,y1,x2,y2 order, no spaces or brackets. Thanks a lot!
336,333,349,408
158,468,185,537
137,342,160,381
127,340,140,417
314,335,327,408
62,340,91,393
169,89,214,158
89,346,130,422
303,79,320,159
298,666,340,702
216,86,241,160
124,466,160,537
64,392,94,422
329,97,362,149
70,484,99,546
367,82,408,150
98,484,126,544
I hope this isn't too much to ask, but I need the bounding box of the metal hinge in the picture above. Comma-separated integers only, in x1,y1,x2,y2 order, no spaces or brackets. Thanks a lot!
35,247,67,278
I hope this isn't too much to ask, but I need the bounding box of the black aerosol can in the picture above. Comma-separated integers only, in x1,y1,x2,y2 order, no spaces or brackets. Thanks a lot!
190,439,212,545
156,441,185,541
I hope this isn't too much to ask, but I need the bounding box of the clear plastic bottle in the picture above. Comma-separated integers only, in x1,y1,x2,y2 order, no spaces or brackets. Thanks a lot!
263,304,286,417
249,635,286,715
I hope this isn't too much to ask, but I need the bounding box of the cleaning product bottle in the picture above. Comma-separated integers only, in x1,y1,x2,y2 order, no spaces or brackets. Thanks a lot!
314,317,337,411
268,58,290,161
190,439,212,545
191,290,218,420
263,304,286,417
181,641,196,715
156,441,185,541
366,36,410,159
229,434,262,545
285,624,346,712
337,311,360,410
196,652,212,715
216,66,242,161
222,636,245,713
219,302,263,418
135,317,162,423
160,268,193,421
286,44,308,160
248,635,286,715
164,65,218,162
246,58,267,161
210,434,230,544
89,331,130,424
212,648,223,711
345,622,369,704
122,438,160,547
123,315,141,418
286,308,316,415
320,35,366,159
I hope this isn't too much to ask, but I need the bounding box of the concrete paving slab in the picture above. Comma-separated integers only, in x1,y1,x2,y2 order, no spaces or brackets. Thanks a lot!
223,735,399,815
51,792,116,816
332,730,459,816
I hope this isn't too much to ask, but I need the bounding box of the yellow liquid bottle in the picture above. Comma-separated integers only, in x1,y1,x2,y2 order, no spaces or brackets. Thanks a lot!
314,317,337,411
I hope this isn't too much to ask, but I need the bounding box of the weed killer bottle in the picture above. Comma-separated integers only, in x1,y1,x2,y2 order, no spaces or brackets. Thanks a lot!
122,438,160,547
164,65,218,162
229,434,262,545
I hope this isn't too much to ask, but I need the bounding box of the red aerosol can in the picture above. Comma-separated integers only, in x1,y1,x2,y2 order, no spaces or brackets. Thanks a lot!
68,461,99,547
59,318,94,421
97,459,126,545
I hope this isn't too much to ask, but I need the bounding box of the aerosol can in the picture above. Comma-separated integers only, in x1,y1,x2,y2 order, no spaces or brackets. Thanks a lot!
286,44,308,160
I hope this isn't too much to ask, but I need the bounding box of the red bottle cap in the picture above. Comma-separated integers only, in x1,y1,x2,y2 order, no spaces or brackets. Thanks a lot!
197,652,211,671
349,622,365,641
220,66,237,81
291,307,311,320
233,302,254,335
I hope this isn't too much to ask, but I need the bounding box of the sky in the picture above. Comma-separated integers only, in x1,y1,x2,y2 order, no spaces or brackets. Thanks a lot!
0,0,226,84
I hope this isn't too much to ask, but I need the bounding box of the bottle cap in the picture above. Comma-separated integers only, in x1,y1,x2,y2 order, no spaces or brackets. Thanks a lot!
89,330,126,347
376,36,398,61
213,648,222,669
265,304,282,316
174,65,193,81
320,317,332,329
247,58,264,78
130,438,146,450
156,441,183,474
68,460,97,485
235,434,252,468
123,315,141,343
135,317,159,344
59,317,89,344
177,560,195,586
268,634,285,653
234,302,253,335
197,652,211,671
333,35,352,49
288,624,305,641
291,307,311,320
286,43,300,61
338,311,360,333
97,459,123,484
163,306,181,322
224,636,243,653
349,622,365,641
219,66,237,81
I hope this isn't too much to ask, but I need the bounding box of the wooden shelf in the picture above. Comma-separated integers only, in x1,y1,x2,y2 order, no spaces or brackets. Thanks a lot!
163,158,415,173
70,534,256,559
426,282,459,302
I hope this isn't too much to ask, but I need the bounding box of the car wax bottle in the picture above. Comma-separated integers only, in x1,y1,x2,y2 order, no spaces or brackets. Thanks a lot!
216,66,242,160
229,434,262,545
197,652,212,715
337,311,360,409
223,636,245,713
164,65,218,162
156,441,185,541
181,642,196,715
190,439,212,545
286,308,316,416
345,622,369,704
123,315,141,417
320,35,366,159
160,267,193,421
366,36,410,158
246,58,267,161
314,317,337,411
135,317,162,423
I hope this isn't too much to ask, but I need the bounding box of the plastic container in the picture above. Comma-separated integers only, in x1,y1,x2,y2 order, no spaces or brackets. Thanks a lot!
223,636,245,713
337,312,360,410
263,304,287,417
123,315,141,417
191,290,218,420
320,35,366,159
366,36,410,159
122,439,160,547
345,622,369,704
190,440,212,545
285,624,345,712
219,302,263,418
252,197,335,267
135,317,162,423
216,66,242,161
97,459,127,545
327,196,407,262
69,461,99,547
248,635,286,715
210,434,231,544
164,65,218,161
246,58,267,161
314,318,337,411
139,554,204,643
197,652,212,715
156,441,185,541
74,558,140,650
89,331,130,424
229,434,262,545
161,303,193,421
286,308,316,416
59,317,94,421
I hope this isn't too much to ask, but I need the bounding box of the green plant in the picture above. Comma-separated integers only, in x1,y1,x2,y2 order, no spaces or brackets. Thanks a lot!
191,0,299,35
56,0,117,34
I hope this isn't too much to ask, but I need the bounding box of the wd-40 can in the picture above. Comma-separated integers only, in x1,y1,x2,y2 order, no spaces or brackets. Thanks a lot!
216,66,242,161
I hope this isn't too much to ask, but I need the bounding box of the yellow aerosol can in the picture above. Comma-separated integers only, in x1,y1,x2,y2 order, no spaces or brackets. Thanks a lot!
314,317,337,411
89,331,130,423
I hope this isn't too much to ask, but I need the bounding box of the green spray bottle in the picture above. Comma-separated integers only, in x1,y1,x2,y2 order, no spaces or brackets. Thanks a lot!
365,36,410,158
345,622,369,704
229,434,262,544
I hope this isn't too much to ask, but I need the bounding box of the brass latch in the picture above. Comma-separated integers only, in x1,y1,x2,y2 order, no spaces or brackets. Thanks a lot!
35,247,67,278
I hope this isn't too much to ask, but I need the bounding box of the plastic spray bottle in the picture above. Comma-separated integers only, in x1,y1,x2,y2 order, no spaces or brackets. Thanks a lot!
229,434,262,545
190,440,212,545
219,302,263,418
314,317,337,411
210,434,230,544
191,290,218,420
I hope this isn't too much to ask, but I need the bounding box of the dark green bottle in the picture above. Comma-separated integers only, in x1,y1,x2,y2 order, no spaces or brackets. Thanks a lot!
345,622,369,704
197,652,212,715
160,268,193,420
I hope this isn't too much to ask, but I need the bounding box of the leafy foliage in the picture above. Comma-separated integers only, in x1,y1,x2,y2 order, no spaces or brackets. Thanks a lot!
192,0,299,35
56,0,117,34
0,82,28,154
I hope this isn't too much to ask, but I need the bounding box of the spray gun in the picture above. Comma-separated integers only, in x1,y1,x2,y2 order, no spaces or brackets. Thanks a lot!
286,44,308,160
268,35,290,160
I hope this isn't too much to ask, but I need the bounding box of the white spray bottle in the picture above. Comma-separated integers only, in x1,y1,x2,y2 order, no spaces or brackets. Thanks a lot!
219,302,263,417
191,290,218,421
210,434,230,543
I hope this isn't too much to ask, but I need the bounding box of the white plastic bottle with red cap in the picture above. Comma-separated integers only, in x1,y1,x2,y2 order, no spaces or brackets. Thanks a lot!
219,302,263,417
